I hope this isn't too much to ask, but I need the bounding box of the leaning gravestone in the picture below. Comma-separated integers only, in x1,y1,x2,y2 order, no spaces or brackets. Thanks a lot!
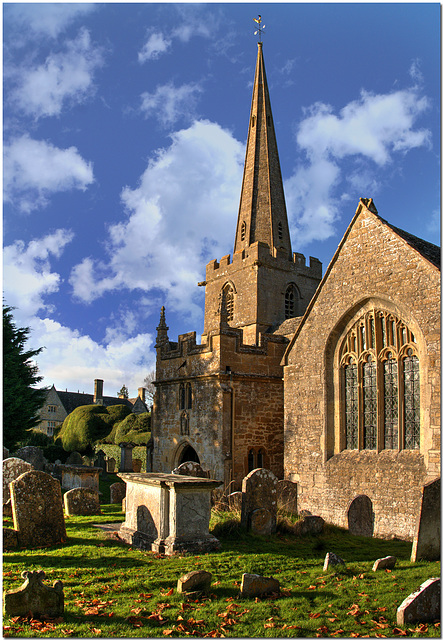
177,570,212,594
397,578,440,625
227,491,243,511
240,573,280,598
241,468,278,535
323,552,345,571
13,446,46,471
293,514,324,536
372,555,397,571
110,482,126,504
276,479,297,514
64,488,101,516
3,570,64,618
9,470,67,548
172,461,209,478
3,458,33,504
411,477,440,562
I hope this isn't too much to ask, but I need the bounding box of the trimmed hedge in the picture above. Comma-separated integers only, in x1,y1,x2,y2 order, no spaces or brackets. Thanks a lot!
114,412,151,445
58,404,132,453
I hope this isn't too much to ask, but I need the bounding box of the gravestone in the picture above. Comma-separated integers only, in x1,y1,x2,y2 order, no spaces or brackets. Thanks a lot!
172,461,209,478
106,457,116,473
293,515,324,536
14,446,46,471
61,465,102,492
3,570,64,618
241,468,277,534
397,578,440,625
132,458,142,473
9,470,67,548
323,552,345,571
3,458,33,504
64,488,101,516
347,494,374,537
240,573,280,598
372,555,397,571
250,508,274,535
227,491,243,510
411,477,440,562
177,570,212,594
4,446,10,459
119,443,135,472
82,456,91,467
110,482,126,504
66,451,83,465
94,449,107,471
276,479,297,514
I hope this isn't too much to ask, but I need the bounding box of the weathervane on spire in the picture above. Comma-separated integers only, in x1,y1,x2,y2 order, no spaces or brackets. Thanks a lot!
253,15,265,42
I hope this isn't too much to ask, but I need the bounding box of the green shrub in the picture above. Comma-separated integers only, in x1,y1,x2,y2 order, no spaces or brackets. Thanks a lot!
15,429,52,449
58,404,129,453
114,412,151,445
43,444,69,463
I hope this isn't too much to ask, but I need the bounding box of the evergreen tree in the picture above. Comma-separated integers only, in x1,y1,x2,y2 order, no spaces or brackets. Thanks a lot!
3,305,47,449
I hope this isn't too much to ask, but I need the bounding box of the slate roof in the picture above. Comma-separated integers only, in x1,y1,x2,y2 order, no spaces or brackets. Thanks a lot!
271,316,303,338
49,389,133,414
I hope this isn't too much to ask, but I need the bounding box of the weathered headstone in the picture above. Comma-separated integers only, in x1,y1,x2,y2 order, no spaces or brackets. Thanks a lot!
3,458,33,504
250,508,274,536
10,470,67,548
132,458,142,473
172,461,209,478
240,573,280,598
411,477,440,562
119,443,135,472
323,552,345,571
110,482,126,504
227,491,243,511
241,468,277,535
3,570,64,618
61,465,102,492
177,570,212,594
95,449,107,471
82,456,91,467
293,515,324,536
106,457,116,473
397,578,440,625
347,494,374,537
66,451,83,465
276,479,297,514
13,446,46,471
372,555,397,571
64,488,101,516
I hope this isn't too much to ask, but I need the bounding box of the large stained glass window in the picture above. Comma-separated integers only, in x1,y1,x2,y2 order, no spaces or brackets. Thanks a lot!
340,310,419,452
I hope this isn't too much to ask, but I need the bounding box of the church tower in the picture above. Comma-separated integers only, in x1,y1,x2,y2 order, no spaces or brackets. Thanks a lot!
202,42,321,345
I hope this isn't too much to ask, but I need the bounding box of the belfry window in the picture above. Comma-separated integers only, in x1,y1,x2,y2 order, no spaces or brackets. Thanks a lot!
278,221,283,241
179,383,186,410
340,310,420,451
222,284,235,322
285,284,299,319
241,221,247,242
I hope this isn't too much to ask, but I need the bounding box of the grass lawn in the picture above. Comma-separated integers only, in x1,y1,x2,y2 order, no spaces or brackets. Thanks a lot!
3,501,440,638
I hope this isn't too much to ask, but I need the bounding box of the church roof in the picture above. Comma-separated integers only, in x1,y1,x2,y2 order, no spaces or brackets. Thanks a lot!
233,42,292,259
49,389,133,414
380,218,440,268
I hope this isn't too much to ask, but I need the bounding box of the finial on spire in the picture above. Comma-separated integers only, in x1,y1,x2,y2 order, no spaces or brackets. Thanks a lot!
253,15,265,43
156,306,169,347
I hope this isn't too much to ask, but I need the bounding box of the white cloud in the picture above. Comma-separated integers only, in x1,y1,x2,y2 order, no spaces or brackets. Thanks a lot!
4,3,96,40
10,28,104,118
140,82,203,127
287,86,432,246
70,119,244,322
4,135,94,213
3,230,74,318
138,31,172,62
27,317,154,396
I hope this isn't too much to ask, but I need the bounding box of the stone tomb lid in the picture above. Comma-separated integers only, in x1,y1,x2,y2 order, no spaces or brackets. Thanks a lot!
117,472,222,489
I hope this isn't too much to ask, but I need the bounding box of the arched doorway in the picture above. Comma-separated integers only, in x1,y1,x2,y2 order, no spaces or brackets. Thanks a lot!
178,444,200,466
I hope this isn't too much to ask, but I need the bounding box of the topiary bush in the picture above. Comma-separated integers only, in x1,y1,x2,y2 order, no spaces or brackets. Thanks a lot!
58,404,131,453
114,412,151,445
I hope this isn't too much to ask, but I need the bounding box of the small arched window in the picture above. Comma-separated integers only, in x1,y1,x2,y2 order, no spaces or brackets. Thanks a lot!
186,382,192,410
222,284,235,322
248,449,255,473
285,284,299,319
257,448,264,468
241,221,247,242
179,383,185,410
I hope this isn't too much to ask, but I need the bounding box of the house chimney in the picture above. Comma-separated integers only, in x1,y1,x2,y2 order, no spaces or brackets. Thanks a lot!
94,379,104,404
138,387,146,403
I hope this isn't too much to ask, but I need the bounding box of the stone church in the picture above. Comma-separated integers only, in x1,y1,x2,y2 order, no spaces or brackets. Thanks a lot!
151,43,440,539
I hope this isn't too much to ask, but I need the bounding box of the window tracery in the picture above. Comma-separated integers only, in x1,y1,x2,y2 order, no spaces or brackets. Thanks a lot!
340,310,419,451
222,283,235,322
241,221,247,241
285,284,299,319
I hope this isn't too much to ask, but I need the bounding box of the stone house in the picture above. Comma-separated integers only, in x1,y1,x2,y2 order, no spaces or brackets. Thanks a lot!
38,379,148,436
151,42,322,489
152,41,440,539
282,197,440,540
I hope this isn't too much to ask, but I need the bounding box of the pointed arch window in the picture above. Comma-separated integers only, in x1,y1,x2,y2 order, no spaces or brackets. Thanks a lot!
186,382,192,410
241,221,247,242
340,310,420,451
285,284,299,319
222,283,235,322
179,383,186,410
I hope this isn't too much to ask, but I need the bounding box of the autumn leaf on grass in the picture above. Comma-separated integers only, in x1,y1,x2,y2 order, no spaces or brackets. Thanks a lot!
91,628,102,635
163,629,175,636
61,630,76,637
126,616,144,628
161,588,174,596
391,628,409,636
330,630,345,637
348,604,362,617
148,613,167,625
309,612,322,619
308,585,317,590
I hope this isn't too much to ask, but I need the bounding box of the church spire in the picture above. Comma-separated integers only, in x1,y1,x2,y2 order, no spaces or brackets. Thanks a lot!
234,41,292,259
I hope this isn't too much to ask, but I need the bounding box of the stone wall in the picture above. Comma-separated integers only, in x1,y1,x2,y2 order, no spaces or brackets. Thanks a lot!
284,200,440,540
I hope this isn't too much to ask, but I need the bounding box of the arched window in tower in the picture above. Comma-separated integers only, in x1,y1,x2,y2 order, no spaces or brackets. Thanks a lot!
257,448,264,468
241,221,247,242
186,382,192,410
222,284,235,322
179,383,185,410
339,310,420,451
285,284,299,319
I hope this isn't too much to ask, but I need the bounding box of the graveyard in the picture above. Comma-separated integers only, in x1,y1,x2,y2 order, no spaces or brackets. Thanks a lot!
2,458,441,638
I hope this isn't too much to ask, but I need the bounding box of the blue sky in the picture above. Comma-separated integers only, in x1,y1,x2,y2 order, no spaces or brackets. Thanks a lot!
3,2,440,398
